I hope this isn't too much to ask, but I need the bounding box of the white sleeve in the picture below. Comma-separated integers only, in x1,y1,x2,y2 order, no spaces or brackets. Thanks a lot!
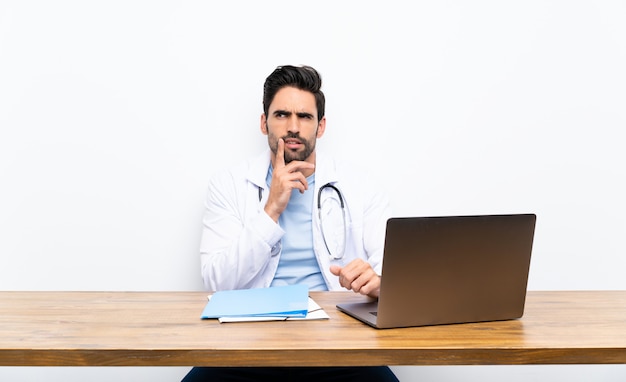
199,171,284,291
362,183,392,275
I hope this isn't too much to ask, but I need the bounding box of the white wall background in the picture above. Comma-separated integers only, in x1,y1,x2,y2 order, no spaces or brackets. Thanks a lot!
1,0,625,381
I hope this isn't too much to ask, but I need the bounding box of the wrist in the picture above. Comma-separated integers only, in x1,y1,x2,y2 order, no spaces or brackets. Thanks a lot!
263,204,280,223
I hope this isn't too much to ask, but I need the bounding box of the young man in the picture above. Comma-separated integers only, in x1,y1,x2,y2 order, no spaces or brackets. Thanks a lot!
183,65,398,381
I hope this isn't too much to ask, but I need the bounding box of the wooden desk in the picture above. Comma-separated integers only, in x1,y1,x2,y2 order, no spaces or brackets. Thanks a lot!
1,291,625,366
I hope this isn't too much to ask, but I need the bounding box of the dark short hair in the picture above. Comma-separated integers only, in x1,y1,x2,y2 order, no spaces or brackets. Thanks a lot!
263,65,325,121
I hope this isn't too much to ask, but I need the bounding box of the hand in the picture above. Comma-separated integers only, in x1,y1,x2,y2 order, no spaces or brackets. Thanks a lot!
264,138,315,222
330,259,381,298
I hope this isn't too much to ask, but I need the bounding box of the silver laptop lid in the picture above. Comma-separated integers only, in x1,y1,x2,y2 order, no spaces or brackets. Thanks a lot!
338,214,536,329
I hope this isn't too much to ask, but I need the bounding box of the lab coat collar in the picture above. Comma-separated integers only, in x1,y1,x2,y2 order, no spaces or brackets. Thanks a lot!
247,150,272,190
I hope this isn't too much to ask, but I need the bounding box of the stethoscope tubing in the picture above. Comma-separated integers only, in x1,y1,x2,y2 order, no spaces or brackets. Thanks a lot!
317,183,347,260
257,183,347,259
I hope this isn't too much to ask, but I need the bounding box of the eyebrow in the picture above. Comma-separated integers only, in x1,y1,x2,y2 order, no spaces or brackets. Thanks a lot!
273,110,315,119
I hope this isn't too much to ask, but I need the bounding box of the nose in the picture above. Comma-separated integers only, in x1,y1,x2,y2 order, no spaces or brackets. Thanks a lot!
287,114,300,133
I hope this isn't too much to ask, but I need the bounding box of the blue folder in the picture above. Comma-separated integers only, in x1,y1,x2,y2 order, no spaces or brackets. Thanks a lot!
201,284,309,319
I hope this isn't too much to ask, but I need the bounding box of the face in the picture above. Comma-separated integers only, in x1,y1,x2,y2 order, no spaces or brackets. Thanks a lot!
261,86,326,164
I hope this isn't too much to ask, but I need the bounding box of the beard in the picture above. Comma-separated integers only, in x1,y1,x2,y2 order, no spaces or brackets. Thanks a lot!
268,131,317,163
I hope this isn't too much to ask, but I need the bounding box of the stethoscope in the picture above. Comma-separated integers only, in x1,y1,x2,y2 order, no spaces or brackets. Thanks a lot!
317,184,347,260
258,183,347,259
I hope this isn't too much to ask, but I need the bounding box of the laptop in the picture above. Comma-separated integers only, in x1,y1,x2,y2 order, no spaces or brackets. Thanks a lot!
336,213,536,329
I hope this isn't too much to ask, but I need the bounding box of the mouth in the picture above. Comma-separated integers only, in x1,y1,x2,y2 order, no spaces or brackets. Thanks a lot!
284,138,303,150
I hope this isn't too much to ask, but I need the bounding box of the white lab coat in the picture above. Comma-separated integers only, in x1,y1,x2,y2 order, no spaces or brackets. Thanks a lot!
199,149,391,292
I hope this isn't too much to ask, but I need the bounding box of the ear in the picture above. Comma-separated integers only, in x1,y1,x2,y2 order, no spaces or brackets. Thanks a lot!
260,113,268,135
316,116,327,138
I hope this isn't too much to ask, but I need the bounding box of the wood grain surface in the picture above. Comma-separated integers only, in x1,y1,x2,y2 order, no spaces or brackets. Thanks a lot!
1,291,625,366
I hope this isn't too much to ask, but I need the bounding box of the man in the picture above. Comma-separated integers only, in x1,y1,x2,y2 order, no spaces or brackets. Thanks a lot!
182,65,398,381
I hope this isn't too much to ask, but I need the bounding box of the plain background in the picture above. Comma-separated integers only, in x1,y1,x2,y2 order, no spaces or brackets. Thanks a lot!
1,1,625,380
